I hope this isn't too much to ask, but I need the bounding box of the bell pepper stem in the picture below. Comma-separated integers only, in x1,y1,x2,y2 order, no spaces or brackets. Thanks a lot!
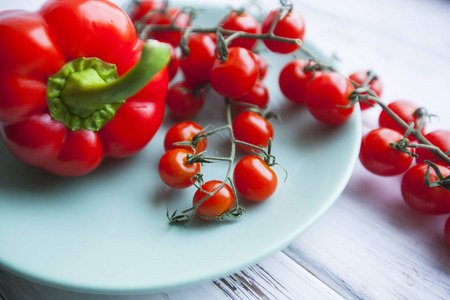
62,40,170,107
47,40,170,132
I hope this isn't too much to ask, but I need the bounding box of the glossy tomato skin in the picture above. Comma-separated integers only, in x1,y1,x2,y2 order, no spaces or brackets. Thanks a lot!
253,53,268,80
261,9,305,54
158,148,200,189
401,163,450,215
164,121,207,152
165,42,180,81
232,79,269,110
221,11,260,51
209,47,258,98
378,100,425,140
179,33,216,87
166,81,205,119
143,7,191,47
193,180,235,220
232,111,274,153
348,70,383,110
415,130,450,164
233,155,277,202
305,72,354,125
360,127,414,176
128,0,165,22
279,59,320,105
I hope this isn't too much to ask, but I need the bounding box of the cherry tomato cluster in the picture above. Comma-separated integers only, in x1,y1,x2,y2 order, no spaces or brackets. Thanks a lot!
129,0,306,222
279,59,355,125
351,76,450,248
129,0,450,248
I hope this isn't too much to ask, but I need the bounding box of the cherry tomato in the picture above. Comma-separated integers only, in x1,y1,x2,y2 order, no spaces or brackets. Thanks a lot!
445,216,450,249
253,53,268,80
233,155,277,202
220,10,260,51
279,59,320,105
128,0,165,22
164,121,207,152
158,148,200,189
232,79,269,110
209,47,258,98
378,100,426,140
179,33,216,86
401,163,450,215
360,127,414,176
193,180,235,220
261,8,305,54
415,130,450,164
144,7,191,47
166,81,205,119
232,111,273,153
165,43,180,81
348,70,383,110
305,72,354,125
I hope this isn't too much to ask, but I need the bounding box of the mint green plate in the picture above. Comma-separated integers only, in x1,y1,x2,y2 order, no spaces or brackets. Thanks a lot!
0,0,361,294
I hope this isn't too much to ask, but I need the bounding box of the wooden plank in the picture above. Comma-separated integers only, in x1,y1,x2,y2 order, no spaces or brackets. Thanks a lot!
0,252,343,299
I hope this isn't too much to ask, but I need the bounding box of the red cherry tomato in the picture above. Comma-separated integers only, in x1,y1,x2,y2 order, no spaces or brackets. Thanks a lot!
164,121,207,152
193,180,235,220
445,216,450,249
401,163,450,215
128,0,165,22
164,43,180,81
179,33,216,86
166,81,205,119
220,11,260,51
144,7,191,47
253,53,268,80
305,72,354,125
360,127,414,176
233,155,277,202
415,130,450,164
158,148,200,189
209,47,258,98
279,59,320,105
232,79,269,110
232,111,274,153
348,70,383,110
378,100,426,140
261,8,305,54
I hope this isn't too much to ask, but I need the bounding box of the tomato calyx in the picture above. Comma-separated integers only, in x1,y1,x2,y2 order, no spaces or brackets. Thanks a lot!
424,160,450,191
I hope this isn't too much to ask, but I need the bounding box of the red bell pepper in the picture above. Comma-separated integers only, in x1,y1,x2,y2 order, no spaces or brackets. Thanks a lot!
0,0,170,176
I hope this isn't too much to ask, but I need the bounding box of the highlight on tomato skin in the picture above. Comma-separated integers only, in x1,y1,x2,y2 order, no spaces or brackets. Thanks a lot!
401,163,450,215
220,10,260,51
193,180,235,220
305,72,354,125
261,8,306,54
158,148,200,189
378,100,426,141
209,47,258,98
233,155,278,202
359,127,414,177
415,130,450,165
232,111,274,154
163,121,207,152
348,70,383,110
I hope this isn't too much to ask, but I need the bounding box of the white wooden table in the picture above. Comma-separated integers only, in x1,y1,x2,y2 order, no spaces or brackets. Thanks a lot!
1,0,449,299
